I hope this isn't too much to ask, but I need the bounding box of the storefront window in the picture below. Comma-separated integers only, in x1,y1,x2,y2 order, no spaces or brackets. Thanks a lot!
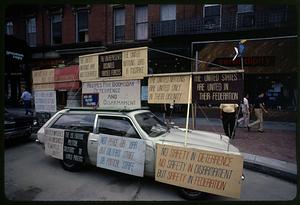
203,4,221,29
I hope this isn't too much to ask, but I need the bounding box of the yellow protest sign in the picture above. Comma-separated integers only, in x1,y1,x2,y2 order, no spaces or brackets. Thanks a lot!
155,144,244,199
79,55,99,81
122,47,148,79
148,75,190,104
32,69,55,84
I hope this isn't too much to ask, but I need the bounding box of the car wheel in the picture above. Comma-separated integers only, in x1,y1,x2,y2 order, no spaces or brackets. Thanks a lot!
60,159,81,172
177,188,208,200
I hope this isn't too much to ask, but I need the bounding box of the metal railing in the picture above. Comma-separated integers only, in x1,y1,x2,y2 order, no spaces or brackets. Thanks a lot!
151,9,292,37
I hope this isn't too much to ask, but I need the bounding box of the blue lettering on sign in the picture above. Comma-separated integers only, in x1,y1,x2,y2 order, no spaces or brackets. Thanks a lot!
100,137,107,145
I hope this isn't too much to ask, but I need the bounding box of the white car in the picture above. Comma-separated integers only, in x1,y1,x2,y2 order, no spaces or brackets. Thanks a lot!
37,107,242,199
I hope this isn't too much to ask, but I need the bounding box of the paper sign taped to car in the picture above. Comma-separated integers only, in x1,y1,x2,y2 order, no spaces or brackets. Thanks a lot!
96,134,146,177
148,75,191,104
82,80,141,109
155,144,244,199
44,128,64,160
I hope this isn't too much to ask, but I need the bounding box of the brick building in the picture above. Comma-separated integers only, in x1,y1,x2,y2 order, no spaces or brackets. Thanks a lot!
4,4,297,110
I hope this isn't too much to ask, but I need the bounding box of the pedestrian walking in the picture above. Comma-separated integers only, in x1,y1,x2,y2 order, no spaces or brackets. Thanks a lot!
247,91,268,132
237,93,250,127
220,103,239,138
169,100,175,124
20,88,33,115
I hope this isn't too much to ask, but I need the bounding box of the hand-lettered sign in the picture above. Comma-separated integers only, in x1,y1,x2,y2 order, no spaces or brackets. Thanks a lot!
148,75,190,104
96,134,146,177
82,80,141,109
44,128,64,160
63,130,89,164
155,144,244,199
34,91,57,113
192,72,244,104
79,55,99,81
99,52,122,78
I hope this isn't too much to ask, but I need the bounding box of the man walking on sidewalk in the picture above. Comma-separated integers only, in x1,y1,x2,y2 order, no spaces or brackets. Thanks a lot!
220,103,239,138
238,93,250,127
247,91,268,132
20,88,33,115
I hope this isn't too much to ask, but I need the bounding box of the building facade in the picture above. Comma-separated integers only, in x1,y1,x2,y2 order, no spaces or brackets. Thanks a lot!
4,4,297,110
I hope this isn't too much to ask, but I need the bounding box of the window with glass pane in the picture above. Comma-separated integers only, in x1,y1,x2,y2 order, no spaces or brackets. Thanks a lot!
135,6,148,40
114,8,125,42
26,17,37,47
51,14,62,44
203,4,221,29
237,5,254,13
204,4,221,17
51,114,95,132
160,4,176,21
77,11,88,42
97,116,140,139
6,21,13,35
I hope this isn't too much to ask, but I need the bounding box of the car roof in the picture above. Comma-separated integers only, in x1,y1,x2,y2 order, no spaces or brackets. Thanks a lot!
61,107,151,115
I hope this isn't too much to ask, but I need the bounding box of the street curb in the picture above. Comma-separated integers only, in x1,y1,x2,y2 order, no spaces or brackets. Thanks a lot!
242,153,298,184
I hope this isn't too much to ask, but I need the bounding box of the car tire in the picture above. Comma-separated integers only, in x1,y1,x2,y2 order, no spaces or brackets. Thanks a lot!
177,188,208,200
60,160,82,172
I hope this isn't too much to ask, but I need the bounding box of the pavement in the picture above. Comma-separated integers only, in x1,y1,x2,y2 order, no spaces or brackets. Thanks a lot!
5,107,298,183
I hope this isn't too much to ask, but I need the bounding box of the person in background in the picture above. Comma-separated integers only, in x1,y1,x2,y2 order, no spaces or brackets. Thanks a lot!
247,91,268,132
220,103,239,138
20,87,33,115
238,93,250,128
169,99,175,124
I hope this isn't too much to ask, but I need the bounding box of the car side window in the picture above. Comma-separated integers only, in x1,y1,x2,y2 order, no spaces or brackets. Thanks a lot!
96,116,140,139
51,114,95,132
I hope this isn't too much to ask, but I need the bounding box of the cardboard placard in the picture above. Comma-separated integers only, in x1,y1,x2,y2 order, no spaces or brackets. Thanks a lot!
193,72,243,104
63,130,89,164
44,128,64,160
148,75,190,104
79,55,99,81
32,69,55,84
96,134,146,177
99,52,122,78
122,48,148,79
32,83,55,91
155,144,244,199
34,91,57,113
82,80,141,109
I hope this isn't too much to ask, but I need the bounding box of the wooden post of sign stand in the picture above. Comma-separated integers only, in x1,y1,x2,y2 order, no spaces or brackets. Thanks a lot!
184,75,192,147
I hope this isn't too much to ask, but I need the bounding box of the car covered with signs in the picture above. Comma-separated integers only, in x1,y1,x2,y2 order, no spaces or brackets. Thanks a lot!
36,107,243,199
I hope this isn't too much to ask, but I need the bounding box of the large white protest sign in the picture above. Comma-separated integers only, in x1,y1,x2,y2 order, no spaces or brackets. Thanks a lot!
44,128,64,160
34,91,57,113
96,134,146,177
82,80,141,109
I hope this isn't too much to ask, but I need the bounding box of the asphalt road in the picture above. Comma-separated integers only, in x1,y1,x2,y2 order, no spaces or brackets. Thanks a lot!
4,140,297,201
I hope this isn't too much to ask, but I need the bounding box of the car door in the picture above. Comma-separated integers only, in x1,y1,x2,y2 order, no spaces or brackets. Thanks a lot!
88,114,148,176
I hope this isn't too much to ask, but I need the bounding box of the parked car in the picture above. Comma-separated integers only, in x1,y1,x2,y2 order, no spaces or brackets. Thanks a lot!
36,107,243,199
4,109,38,141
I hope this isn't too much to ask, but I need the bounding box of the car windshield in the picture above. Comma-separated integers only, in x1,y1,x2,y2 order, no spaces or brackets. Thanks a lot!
135,112,168,138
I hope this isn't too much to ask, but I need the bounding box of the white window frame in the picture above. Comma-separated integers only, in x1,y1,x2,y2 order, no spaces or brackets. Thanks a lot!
6,21,13,35
160,4,176,21
76,10,89,43
135,5,148,40
203,4,222,28
237,4,254,13
114,7,125,42
26,17,37,47
51,14,62,45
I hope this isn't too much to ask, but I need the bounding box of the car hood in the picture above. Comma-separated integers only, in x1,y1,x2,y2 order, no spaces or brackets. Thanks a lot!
157,128,240,153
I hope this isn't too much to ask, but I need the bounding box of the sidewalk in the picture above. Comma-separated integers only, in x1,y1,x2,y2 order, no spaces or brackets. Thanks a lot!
159,113,297,183
7,108,298,183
